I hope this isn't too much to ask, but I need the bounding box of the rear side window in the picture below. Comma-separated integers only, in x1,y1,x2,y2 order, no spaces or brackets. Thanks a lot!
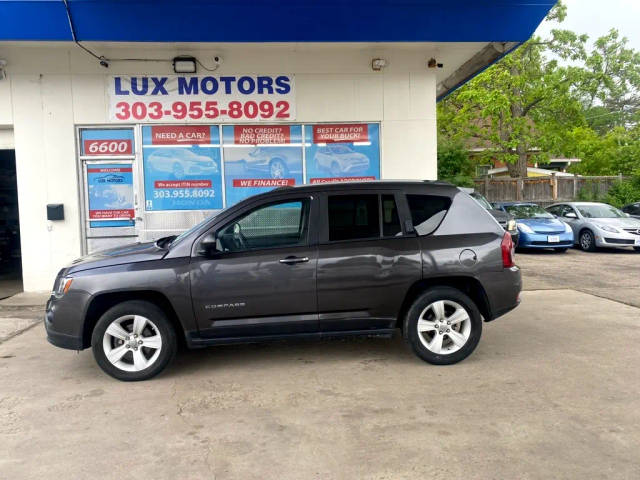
381,194,402,237
407,194,452,235
328,194,379,241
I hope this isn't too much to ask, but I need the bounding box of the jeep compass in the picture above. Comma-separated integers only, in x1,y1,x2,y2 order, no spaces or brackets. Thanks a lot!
46,181,521,381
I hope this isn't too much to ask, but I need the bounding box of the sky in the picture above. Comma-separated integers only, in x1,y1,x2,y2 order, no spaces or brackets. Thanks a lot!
535,0,640,51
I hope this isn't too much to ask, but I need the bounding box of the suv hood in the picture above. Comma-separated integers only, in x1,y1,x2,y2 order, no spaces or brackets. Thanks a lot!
65,241,168,274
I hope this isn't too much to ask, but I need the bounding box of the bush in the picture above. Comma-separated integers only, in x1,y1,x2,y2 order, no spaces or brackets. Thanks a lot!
605,175,640,207
438,141,475,187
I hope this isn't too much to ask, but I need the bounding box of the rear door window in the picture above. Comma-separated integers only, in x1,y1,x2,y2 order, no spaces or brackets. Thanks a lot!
328,194,380,241
407,195,451,235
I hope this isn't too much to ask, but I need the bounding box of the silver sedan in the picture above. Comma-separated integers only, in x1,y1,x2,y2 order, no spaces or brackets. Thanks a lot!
546,202,640,252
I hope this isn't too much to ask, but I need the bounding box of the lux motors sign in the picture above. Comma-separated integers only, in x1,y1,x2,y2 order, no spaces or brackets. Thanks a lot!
107,75,296,123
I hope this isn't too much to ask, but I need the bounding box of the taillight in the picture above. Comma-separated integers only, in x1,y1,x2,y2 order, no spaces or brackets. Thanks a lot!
501,232,515,268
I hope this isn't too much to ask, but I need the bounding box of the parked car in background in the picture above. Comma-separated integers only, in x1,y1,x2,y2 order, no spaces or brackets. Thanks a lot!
494,202,573,252
314,144,370,176
240,147,302,179
46,181,521,381
147,148,219,179
460,189,519,244
547,202,640,252
621,202,640,219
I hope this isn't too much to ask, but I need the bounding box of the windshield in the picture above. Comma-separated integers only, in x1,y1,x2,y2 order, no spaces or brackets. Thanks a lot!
470,193,492,210
504,204,554,219
576,204,625,219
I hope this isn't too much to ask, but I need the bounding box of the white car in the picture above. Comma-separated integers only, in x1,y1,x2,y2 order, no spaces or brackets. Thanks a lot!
147,148,218,179
547,202,640,252
314,144,370,176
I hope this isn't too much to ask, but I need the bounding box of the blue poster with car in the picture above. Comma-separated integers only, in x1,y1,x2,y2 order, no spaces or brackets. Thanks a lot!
222,124,303,206
304,123,380,184
87,163,135,228
142,125,223,211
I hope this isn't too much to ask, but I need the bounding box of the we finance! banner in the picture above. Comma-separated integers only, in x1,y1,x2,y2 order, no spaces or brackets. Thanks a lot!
108,75,296,123
222,125,303,206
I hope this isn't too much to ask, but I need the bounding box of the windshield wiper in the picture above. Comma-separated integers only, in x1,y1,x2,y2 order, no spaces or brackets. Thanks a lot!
155,235,177,249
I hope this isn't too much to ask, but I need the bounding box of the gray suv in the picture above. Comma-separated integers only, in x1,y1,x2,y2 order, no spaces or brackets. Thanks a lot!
46,181,521,381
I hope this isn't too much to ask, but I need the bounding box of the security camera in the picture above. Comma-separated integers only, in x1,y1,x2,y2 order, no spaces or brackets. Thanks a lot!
0,60,6,80
213,56,223,66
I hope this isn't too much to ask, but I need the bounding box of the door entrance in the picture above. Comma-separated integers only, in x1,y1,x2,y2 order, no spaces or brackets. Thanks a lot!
0,149,23,299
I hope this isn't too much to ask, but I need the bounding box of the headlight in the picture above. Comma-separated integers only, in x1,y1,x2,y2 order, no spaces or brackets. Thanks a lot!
507,219,516,231
517,222,534,233
594,223,619,233
54,276,73,297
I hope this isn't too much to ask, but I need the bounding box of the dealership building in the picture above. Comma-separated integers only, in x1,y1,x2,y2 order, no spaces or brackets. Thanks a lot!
0,0,555,292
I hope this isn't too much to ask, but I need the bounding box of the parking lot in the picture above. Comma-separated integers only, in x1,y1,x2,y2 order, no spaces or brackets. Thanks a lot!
1,248,639,479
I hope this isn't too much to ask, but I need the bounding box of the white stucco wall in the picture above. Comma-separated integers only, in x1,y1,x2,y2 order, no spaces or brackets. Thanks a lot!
0,42,439,291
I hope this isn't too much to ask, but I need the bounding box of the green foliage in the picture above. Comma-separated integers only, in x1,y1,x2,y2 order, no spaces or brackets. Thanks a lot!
437,1,640,179
437,1,588,178
437,140,475,187
605,174,640,207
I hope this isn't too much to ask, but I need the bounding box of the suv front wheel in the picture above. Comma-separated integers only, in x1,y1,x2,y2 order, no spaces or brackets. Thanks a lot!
404,287,482,365
91,300,177,381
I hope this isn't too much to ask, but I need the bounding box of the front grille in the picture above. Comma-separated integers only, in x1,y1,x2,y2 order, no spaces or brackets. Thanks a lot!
604,238,635,245
623,228,640,236
533,230,565,235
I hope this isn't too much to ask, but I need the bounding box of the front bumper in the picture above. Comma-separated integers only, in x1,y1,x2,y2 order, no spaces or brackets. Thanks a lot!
517,230,574,249
594,230,640,248
44,293,87,351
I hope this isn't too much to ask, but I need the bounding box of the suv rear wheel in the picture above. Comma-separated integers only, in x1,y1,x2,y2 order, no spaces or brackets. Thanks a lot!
404,287,482,365
91,300,177,381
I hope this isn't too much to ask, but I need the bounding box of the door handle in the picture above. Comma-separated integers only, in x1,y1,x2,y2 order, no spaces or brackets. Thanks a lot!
279,256,309,265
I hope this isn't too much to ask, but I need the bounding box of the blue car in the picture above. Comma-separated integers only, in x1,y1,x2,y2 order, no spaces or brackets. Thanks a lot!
493,202,574,252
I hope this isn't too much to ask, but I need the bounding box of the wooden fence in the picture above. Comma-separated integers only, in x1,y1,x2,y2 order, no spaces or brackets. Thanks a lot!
474,175,626,205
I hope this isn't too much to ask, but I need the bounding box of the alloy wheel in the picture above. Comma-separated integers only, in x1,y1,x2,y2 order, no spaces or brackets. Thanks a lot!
102,315,162,372
416,300,471,354
580,232,592,250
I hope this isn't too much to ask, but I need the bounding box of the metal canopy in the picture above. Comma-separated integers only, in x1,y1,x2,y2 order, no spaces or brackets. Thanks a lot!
0,0,555,43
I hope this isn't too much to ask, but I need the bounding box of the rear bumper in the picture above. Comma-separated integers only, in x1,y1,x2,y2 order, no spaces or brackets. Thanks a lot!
480,266,522,322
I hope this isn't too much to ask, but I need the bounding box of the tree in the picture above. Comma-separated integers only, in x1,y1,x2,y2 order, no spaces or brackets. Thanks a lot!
438,1,587,178
580,29,640,133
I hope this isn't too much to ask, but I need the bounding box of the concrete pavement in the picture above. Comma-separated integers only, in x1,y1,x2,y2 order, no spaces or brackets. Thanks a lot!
1,289,639,479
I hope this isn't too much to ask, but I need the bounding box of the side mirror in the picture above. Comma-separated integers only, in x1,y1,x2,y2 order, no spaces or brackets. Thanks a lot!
565,212,577,219
197,232,218,256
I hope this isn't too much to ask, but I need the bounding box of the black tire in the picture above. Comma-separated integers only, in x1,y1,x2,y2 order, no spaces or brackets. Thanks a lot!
91,300,177,381
404,287,482,365
579,229,597,252
554,247,568,253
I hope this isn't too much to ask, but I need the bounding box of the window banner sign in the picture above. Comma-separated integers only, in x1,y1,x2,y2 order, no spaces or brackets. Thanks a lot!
222,125,303,206
80,128,134,156
108,75,296,123
304,123,380,184
86,163,135,228
142,125,223,211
